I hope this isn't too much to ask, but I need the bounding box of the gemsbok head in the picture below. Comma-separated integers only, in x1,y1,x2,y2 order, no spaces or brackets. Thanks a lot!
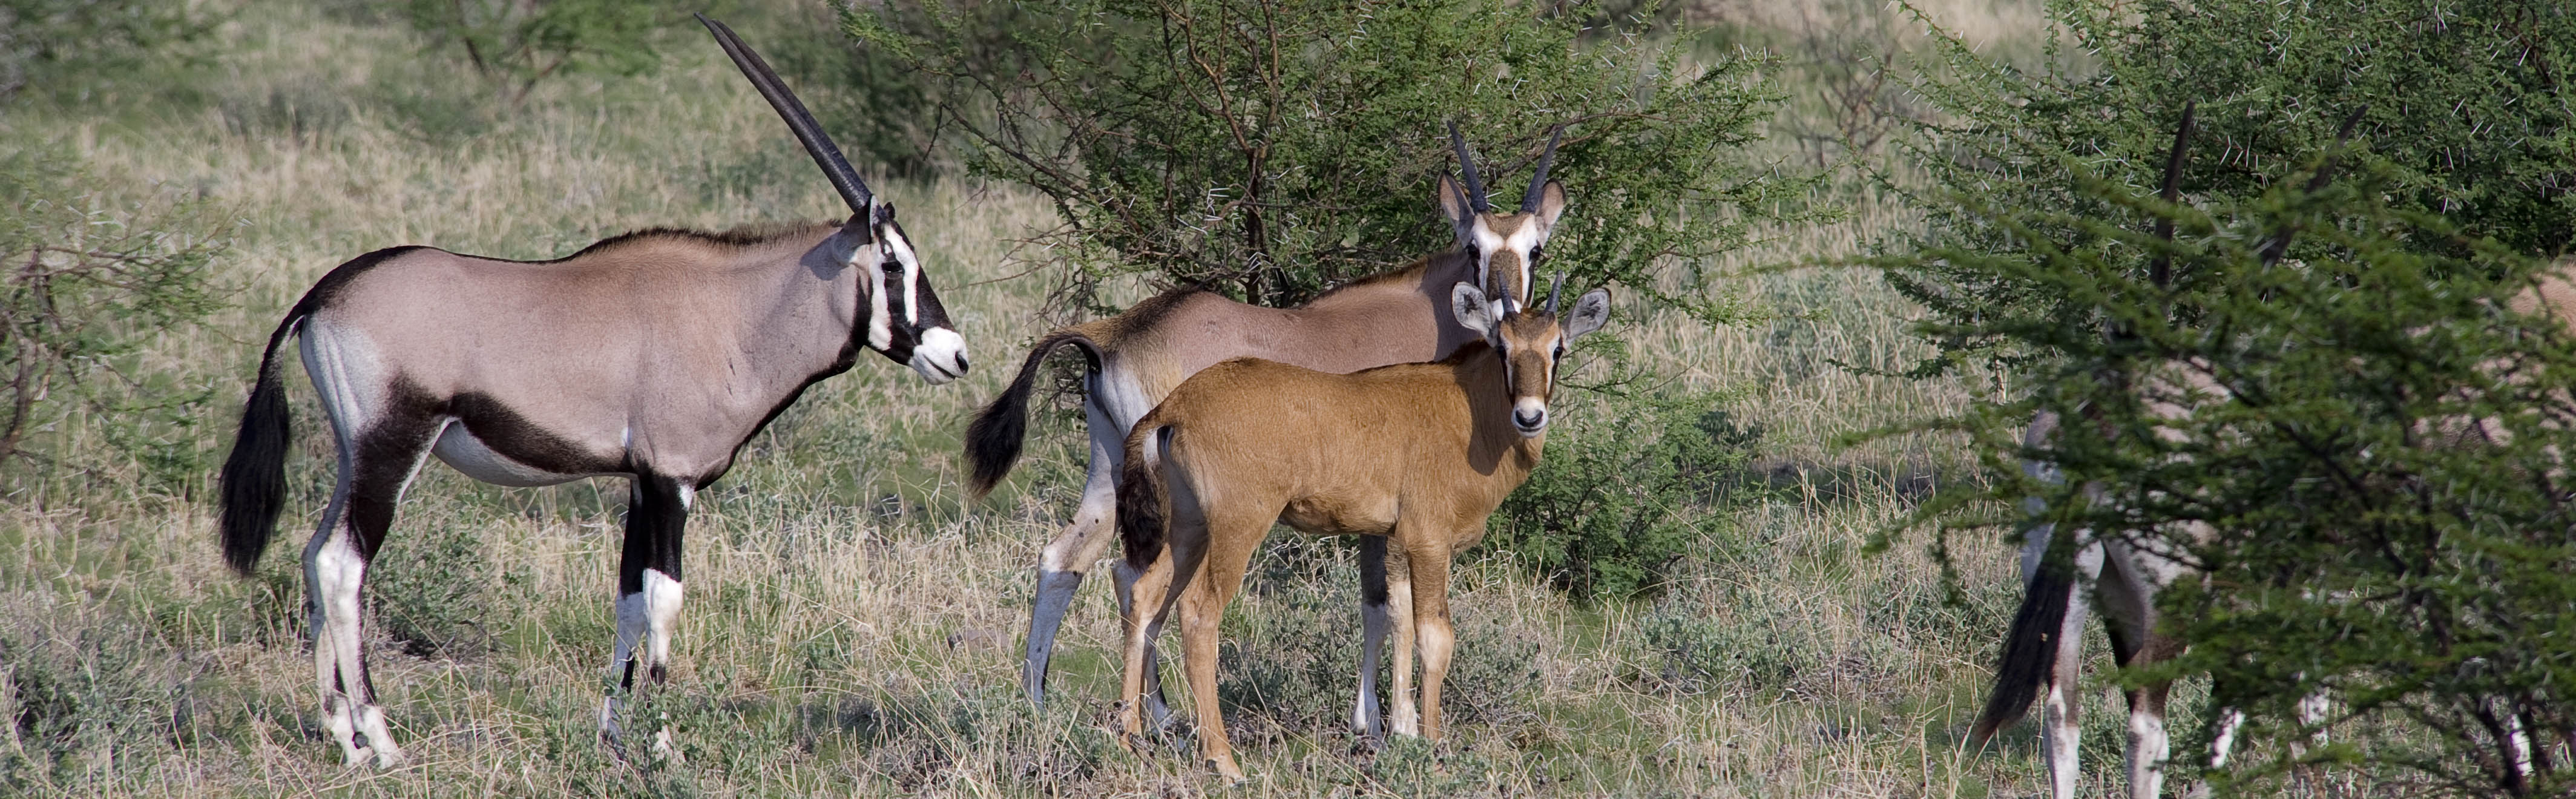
1111,277,1610,780
213,15,965,767
964,126,1576,738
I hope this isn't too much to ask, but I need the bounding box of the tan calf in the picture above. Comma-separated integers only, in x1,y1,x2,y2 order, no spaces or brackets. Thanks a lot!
1112,279,1610,780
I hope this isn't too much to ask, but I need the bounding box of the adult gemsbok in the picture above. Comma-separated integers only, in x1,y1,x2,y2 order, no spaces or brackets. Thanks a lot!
968,125,1568,734
1971,104,2362,798
1113,277,1610,780
213,16,967,767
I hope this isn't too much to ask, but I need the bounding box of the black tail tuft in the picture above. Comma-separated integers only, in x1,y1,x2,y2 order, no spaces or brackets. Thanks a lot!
1971,530,2079,743
964,331,1102,499
1116,422,1169,571
218,314,302,576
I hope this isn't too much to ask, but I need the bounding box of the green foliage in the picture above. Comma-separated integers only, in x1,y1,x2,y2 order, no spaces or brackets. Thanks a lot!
0,148,228,491
396,0,677,108
1886,142,2576,794
1892,0,2575,373
0,611,192,792
0,0,218,102
858,0,1812,315
1485,390,1761,601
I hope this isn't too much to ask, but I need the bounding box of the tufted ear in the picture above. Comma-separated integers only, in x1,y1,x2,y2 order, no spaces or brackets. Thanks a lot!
1562,287,1611,340
1451,281,1497,339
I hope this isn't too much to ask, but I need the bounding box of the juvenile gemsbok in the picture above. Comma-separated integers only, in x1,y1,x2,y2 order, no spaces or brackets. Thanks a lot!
213,16,967,766
969,126,1568,732
1114,278,1609,780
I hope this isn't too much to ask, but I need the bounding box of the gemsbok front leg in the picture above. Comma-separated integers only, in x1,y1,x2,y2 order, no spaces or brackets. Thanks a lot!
600,473,691,758
1402,533,1459,742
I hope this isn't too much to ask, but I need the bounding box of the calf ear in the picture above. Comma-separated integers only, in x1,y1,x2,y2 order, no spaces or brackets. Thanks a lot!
1451,281,1497,338
1563,288,1611,340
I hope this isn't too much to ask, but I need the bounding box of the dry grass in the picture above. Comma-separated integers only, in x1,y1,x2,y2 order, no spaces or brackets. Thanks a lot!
0,1,2175,796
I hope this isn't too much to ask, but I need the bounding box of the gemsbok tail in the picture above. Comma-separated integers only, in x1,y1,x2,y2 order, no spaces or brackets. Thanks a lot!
964,330,1105,499
1115,420,1172,570
1970,525,2080,743
217,309,306,576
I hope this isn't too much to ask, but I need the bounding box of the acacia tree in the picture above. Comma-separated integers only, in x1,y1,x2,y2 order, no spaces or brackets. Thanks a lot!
854,0,1809,316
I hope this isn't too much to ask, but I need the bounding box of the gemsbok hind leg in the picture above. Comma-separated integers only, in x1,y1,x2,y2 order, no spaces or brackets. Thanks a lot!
601,473,691,760
304,409,444,768
1031,400,1174,722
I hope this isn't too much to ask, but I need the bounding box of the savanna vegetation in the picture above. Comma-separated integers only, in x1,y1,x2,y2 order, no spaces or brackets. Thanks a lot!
0,0,2563,795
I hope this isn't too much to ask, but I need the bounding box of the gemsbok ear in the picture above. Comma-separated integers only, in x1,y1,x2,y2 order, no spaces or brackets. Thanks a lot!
1530,182,1567,236
1563,288,1611,340
1451,281,1497,338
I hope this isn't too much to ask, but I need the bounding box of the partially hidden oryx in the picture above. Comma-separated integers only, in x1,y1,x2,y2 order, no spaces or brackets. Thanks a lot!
1971,104,2361,799
214,16,966,766
967,127,1567,735
1111,277,1609,780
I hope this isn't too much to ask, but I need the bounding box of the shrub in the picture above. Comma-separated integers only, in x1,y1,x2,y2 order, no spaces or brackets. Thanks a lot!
1484,389,1761,601
0,148,228,492
1885,133,2576,795
856,0,1814,316
1891,0,2575,373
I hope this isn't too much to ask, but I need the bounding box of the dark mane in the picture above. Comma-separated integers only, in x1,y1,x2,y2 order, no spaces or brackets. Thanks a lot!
544,221,837,263
1294,252,1454,307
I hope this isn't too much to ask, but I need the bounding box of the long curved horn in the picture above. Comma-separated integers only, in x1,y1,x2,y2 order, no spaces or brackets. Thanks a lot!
1520,126,1563,213
2147,102,2195,290
1545,271,1565,316
1449,122,1490,213
698,14,875,220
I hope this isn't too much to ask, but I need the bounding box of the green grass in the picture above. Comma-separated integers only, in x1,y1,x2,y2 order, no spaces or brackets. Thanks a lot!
0,0,2201,795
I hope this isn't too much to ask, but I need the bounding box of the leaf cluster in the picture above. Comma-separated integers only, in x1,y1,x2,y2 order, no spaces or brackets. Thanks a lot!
1886,150,2576,794
856,0,1813,317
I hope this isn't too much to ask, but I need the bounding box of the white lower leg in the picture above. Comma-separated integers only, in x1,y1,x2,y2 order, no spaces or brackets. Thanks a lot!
640,569,685,758
1388,587,1418,737
600,584,649,741
2127,704,2169,799
1353,599,1388,737
2042,683,2080,799
312,534,401,766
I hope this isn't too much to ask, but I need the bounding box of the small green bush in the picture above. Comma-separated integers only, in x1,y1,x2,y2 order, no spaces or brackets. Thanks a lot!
0,147,228,492
1484,389,1763,601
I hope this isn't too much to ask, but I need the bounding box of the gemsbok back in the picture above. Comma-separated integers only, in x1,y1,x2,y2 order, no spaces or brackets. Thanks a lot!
968,126,1569,734
214,16,967,766
1113,278,1609,780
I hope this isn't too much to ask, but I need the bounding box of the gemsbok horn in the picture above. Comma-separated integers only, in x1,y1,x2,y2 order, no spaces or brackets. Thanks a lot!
1112,277,1610,780
967,124,1570,737
213,15,967,766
